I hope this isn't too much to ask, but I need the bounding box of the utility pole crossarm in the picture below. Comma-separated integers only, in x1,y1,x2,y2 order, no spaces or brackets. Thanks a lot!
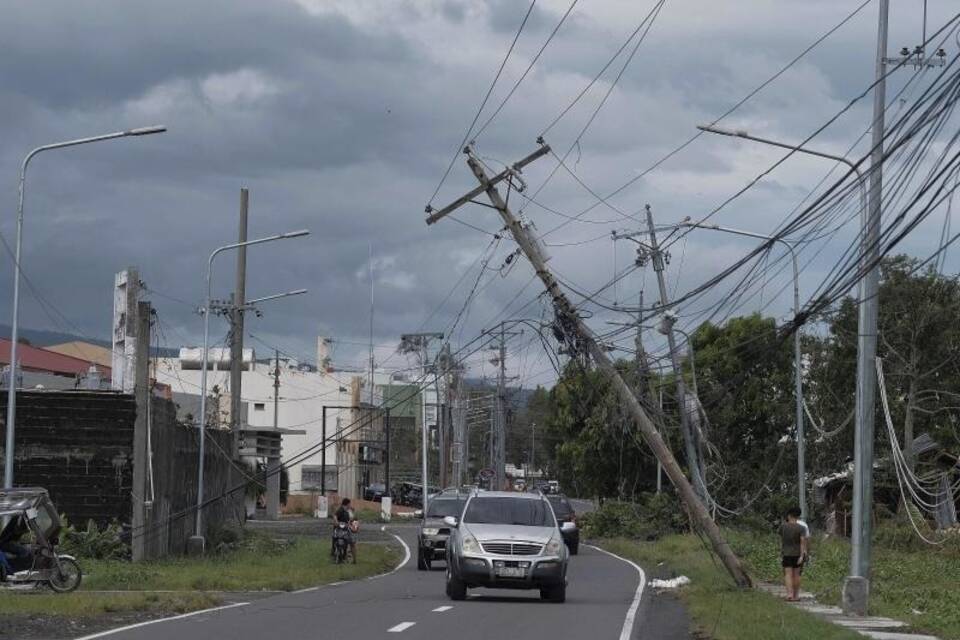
424,144,551,225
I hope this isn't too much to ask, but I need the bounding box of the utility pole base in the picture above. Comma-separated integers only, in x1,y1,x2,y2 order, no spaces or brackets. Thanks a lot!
187,535,206,556
842,576,869,616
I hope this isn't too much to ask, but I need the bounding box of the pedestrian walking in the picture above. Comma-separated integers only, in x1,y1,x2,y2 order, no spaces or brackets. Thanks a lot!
779,506,809,601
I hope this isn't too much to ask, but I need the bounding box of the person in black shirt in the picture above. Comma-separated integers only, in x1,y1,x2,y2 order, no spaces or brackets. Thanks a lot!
778,507,809,601
331,498,358,563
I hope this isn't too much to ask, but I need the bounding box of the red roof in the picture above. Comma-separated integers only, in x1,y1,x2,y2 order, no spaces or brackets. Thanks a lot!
0,338,111,377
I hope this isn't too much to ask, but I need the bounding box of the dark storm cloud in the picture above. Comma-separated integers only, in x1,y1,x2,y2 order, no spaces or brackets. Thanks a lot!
0,0,951,376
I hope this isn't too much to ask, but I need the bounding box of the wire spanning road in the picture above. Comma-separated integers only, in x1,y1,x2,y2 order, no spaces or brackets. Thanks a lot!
74,522,689,640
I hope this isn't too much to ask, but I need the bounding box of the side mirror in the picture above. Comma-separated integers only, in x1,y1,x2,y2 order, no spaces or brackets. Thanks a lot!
443,515,459,527
561,521,576,532
414,509,423,519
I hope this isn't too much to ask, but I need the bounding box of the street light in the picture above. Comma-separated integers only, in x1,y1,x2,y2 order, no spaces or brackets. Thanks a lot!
696,124,867,227
679,221,807,520
192,230,310,547
4,125,167,489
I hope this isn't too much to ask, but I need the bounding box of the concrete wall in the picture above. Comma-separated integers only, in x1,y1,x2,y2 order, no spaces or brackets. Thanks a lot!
0,390,135,526
135,396,245,559
0,390,245,559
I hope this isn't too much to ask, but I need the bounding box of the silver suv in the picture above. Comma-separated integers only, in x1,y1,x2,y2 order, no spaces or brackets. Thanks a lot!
443,491,571,603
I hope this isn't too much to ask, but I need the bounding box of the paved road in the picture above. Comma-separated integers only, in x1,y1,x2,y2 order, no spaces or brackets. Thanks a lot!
76,525,687,640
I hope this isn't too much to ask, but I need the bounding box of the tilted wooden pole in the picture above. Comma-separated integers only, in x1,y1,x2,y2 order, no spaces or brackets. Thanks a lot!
427,144,751,588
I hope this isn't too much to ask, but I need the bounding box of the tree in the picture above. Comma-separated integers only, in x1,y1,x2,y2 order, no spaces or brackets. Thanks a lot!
542,360,659,499
691,313,797,512
815,255,960,471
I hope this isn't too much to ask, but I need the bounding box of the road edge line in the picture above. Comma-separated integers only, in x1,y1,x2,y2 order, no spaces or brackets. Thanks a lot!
72,602,249,640
586,544,646,640
378,525,411,577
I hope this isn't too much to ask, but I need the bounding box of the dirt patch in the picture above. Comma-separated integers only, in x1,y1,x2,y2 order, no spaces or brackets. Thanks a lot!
1,610,174,640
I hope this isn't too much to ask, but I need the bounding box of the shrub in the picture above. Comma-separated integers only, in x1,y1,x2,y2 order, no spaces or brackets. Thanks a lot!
581,494,688,540
60,517,129,560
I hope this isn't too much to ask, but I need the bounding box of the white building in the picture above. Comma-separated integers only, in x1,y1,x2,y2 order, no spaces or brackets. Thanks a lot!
154,339,358,495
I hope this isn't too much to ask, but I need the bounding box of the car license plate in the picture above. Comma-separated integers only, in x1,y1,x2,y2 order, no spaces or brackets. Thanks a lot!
496,566,525,578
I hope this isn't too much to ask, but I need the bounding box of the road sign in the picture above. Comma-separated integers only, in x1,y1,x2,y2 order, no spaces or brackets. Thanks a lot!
479,468,495,480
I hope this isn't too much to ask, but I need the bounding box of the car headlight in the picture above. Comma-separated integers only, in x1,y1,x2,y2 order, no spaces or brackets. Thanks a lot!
545,536,563,555
462,534,482,554
422,528,439,536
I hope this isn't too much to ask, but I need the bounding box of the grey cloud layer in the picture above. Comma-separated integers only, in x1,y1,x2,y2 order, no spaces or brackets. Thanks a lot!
0,0,953,376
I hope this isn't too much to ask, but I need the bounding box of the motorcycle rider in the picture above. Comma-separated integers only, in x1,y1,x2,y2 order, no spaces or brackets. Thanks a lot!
0,516,33,580
330,498,358,564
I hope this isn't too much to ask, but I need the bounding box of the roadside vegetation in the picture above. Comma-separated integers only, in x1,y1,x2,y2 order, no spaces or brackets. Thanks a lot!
585,500,960,640
0,591,220,617
81,531,399,592
728,526,960,640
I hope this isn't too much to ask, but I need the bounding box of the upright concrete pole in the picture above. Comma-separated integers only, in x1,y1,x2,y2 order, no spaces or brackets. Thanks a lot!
427,145,751,587
266,350,281,520
844,0,888,616
496,324,506,490
421,341,429,506
131,301,152,562
644,205,705,499
230,189,249,453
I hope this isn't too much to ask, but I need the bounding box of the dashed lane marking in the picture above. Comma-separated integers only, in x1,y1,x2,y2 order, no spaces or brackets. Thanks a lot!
387,622,417,632
432,606,454,612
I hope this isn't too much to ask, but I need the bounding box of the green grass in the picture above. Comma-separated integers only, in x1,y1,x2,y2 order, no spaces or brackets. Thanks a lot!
728,529,960,640
81,537,400,592
0,591,220,616
602,536,863,640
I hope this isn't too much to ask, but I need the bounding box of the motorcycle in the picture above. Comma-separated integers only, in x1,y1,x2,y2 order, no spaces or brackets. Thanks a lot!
332,521,351,565
0,488,82,593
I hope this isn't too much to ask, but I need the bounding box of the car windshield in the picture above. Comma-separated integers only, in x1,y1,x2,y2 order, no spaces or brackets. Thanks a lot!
463,497,556,527
546,496,573,517
426,498,465,518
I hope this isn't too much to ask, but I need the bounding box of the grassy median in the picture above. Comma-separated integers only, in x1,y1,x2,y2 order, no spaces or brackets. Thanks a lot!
81,536,400,592
0,531,400,628
602,536,863,640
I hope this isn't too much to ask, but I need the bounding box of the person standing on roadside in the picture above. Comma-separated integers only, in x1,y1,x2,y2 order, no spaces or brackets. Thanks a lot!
779,506,809,601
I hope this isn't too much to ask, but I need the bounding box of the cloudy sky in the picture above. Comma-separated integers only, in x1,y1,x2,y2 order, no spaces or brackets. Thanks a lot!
1,0,957,387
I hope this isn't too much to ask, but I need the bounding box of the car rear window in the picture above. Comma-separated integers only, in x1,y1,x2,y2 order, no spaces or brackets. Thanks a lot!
426,498,465,518
547,496,573,517
463,497,556,527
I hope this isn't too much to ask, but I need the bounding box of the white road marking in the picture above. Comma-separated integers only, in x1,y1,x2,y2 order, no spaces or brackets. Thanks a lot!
72,602,250,640
378,529,411,577
587,544,647,640
292,586,319,593
432,605,453,612
387,622,417,632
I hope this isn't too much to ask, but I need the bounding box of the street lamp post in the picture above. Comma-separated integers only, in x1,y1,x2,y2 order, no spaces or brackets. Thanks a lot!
680,222,807,520
192,229,309,549
696,124,867,231
4,126,166,489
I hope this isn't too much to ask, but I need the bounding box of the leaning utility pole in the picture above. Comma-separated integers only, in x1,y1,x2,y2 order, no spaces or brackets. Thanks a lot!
634,291,663,492
643,206,705,499
426,142,751,587
230,188,249,454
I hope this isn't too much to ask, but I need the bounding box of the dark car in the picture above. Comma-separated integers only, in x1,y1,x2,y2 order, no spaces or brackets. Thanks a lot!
363,483,386,502
417,495,466,570
546,495,579,555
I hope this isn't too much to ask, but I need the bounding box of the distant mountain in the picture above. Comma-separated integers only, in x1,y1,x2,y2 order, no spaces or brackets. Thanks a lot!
0,324,178,357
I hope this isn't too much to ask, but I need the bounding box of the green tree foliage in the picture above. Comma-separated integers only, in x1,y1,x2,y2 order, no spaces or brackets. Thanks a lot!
540,360,660,499
815,256,960,467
